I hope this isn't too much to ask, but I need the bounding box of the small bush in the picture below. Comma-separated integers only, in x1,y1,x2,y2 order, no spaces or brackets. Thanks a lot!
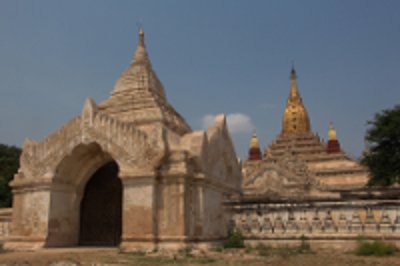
355,240,397,256
224,230,245,248
298,235,312,253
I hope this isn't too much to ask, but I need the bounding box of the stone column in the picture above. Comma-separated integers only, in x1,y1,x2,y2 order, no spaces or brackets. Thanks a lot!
156,151,192,250
46,182,79,247
4,176,53,250
119,171,157,252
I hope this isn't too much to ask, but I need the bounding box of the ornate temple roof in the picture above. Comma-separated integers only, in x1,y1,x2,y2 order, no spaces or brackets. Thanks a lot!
282,67,311,135
99,28,191,135
242,67,368,196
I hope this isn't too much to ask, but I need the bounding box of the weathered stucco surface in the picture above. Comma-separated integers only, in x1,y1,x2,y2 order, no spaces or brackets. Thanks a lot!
3,30,242,251
1,29,397,253
229,189,400,249
237,67,396,249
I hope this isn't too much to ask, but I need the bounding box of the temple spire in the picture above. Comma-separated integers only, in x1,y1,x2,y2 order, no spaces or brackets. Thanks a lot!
290,66,297,80
101,28,191,135
282,67,311,135
327,122,341,153
328,122,337,141
131,27,151,66
247,130,262,161
138,26,145,47
250,130,260,149
289,66,300,99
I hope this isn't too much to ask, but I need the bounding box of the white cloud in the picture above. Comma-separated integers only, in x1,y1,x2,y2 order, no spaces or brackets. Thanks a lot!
201,113,254,134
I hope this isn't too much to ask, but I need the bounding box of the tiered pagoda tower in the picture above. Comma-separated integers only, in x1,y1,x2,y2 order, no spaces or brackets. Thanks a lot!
243,68,368,198
282,67,311,135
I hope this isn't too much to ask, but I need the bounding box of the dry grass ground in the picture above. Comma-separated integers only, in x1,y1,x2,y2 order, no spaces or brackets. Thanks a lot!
0,247,400,266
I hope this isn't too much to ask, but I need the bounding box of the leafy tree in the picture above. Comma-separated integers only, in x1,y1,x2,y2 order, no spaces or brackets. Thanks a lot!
362,105,400,186
0,144,21,207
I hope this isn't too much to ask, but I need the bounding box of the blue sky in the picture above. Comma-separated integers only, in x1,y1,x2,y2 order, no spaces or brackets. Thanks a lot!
1,0,399,159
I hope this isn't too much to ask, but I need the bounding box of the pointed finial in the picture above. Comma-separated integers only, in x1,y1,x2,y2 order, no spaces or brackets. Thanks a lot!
250,129,260,149
138,25,145,47
327,122,341,153
328,122,337,141
290,64,297,80
130,25,150,65
248,129,262,161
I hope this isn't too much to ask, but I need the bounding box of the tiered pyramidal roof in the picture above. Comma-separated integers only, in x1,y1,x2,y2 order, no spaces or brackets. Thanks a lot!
99,28,191,136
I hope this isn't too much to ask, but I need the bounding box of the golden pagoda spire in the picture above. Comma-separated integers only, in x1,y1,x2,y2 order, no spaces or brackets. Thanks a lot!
248,130,262,161
250,130,260,149
327,122,341,153
282,67,311,135
328,122,337,141
289,67,299,99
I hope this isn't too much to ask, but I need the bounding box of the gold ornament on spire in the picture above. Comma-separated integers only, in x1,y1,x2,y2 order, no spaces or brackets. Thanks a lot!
248,130,262,161
327,122,341,153
328,122,337,141
250,130,260,149
282,67,311,135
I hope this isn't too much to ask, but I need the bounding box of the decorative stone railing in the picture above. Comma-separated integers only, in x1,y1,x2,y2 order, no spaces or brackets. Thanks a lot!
228,196,400,246
0,208,12,242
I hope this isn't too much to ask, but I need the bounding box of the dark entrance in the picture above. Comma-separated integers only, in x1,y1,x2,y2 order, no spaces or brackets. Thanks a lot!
79,161,122,246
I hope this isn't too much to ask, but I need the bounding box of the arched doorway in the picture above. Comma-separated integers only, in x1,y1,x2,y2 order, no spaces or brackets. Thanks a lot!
79,161,122,246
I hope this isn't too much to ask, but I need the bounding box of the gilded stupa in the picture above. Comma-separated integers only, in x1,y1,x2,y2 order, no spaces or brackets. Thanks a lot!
247,130,262,161
243,67,368,198
327,122,341,153
282,67,311,135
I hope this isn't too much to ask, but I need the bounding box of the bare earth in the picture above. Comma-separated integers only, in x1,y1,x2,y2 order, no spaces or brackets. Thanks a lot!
0,247,400,266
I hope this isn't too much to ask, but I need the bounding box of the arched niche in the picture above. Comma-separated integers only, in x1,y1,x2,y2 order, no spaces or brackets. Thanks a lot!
46,142,122,247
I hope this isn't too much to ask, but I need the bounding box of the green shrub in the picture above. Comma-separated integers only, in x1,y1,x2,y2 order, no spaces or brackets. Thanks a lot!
298,235,312,253
224,230,245,248
355,240,397,256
